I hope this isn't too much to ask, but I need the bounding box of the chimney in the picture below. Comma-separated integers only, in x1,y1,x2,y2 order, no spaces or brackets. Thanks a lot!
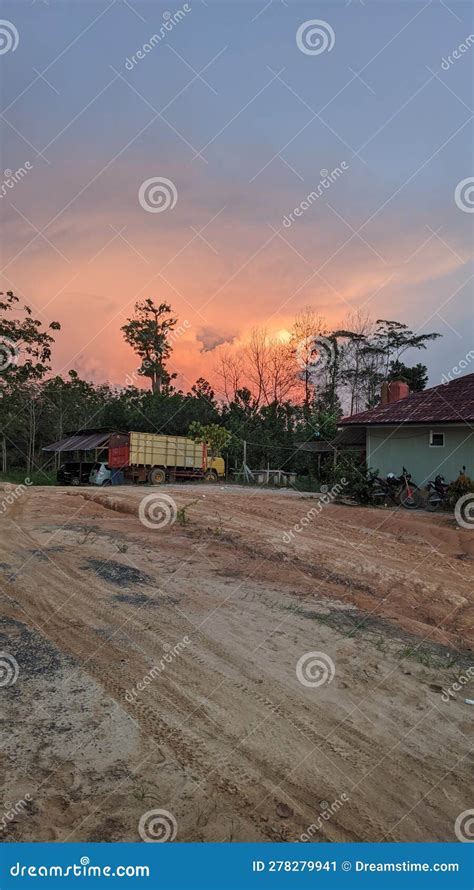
381,379,410,405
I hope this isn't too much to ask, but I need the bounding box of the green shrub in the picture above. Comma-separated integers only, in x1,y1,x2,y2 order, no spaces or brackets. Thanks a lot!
325,454,373,504
448,469,474,508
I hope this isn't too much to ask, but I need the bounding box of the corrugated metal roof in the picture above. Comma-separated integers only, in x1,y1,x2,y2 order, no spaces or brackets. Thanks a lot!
43,430,116,452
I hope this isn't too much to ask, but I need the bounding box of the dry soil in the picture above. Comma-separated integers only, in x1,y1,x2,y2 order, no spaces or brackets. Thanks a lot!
0,483,472,843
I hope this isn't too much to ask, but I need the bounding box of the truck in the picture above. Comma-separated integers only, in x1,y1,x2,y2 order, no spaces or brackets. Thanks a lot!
107,431,225,485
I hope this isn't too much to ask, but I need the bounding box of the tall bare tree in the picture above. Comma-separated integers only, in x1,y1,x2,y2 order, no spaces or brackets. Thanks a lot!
216,348,245,403
291,308,327,410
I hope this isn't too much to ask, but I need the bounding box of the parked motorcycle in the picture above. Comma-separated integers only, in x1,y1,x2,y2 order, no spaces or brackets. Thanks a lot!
367,467,422,510
425,473,450,511
397,466,422,510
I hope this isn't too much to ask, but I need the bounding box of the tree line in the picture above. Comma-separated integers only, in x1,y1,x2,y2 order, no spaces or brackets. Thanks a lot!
0,291,441,477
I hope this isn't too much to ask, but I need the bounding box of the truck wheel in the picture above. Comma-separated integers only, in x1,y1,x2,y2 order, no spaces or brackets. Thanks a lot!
204,469,218,482
148,467,166,485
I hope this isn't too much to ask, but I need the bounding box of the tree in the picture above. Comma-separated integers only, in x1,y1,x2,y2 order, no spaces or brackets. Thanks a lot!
191,377,215,404
0,291,60,472
188,421,232,462
121,299,177,394
364,319,441,379
354,320,440,409
291,307,327,411
338,310,374,415
244,328,297,407
0,291,60,384
388,360,428,392
216,348,244,403
0,294,445,485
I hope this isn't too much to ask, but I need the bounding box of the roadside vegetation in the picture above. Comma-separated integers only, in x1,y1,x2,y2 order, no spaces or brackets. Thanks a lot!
1,290,441,481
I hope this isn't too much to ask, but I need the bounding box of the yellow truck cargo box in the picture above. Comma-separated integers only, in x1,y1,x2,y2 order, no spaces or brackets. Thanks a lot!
126,432,224,478
129,432,205,469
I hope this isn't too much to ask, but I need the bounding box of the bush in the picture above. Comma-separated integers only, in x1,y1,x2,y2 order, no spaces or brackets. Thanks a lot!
325,454,373,504
448,469,474,508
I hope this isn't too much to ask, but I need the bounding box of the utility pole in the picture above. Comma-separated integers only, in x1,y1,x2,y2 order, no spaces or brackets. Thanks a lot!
237,440,253,484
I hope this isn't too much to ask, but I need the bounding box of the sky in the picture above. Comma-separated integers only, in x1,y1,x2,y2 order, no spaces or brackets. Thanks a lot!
1,0,473,395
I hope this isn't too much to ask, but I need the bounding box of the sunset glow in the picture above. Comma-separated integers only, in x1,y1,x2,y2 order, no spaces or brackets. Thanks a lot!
1,0,472,393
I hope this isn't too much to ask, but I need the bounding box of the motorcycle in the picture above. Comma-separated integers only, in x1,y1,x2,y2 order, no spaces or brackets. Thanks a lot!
367,467,422,510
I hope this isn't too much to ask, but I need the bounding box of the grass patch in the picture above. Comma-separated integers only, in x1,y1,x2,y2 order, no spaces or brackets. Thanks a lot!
284,604,468,669
0,469,56,486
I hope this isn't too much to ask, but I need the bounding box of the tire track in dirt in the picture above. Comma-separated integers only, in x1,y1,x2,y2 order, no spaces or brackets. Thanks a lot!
0,500,374,838
1,487,472,842
0,495,301,838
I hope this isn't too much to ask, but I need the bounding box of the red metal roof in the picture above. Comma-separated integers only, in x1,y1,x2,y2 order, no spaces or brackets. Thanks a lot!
340,373,474,426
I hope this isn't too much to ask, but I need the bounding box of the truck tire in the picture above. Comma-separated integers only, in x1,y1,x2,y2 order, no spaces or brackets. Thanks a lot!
148,467,166,485
204,469,218,482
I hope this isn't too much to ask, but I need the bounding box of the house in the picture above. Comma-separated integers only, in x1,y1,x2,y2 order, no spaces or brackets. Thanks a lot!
338,374,474,484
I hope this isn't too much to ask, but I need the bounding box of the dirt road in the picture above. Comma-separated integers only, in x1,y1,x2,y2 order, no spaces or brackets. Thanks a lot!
0,484,472,843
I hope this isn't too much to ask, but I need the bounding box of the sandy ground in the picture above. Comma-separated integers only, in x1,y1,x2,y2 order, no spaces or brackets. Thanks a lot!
0,483,472,843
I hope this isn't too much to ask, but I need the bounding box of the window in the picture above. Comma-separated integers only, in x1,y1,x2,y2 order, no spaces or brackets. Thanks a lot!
429,431,445,447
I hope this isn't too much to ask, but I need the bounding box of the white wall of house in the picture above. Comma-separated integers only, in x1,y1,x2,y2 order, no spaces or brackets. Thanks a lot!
366,425,474,484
